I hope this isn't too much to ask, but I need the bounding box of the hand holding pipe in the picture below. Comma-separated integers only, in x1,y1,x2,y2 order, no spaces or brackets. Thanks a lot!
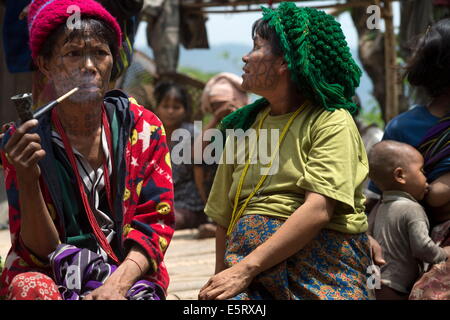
10,87,79,124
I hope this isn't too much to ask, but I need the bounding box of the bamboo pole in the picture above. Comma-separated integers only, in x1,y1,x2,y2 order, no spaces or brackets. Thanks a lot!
382,0,399,122
199,1,377,14
182,0,400,9
183,0,299,9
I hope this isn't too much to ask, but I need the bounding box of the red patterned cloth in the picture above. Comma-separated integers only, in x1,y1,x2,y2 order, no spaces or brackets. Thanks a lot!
433,0,450,6
0,92,175,299
8,272,62,300
409,220,450,300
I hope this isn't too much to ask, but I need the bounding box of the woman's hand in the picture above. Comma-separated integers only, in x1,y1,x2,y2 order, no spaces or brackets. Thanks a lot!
199,192,334,300
212,103,237,124
368,235,386,266
83,283,127,300
83,246,150,300
3,119,45,181
198,263,255,300
19,4,30,20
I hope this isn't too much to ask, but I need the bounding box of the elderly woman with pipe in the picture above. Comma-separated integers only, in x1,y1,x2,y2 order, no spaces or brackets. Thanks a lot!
0,0,174,300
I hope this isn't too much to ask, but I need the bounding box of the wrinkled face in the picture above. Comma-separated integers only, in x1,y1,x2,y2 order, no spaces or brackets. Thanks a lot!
39,27,113,104
403,152,429,201
241,34,282,94
155,90,186,129
242,35,282,94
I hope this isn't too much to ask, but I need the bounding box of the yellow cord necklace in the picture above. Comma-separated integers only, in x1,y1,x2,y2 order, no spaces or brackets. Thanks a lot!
227,101,308,235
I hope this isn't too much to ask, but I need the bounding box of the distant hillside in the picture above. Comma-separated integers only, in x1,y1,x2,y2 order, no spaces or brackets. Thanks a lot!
137,43,375,112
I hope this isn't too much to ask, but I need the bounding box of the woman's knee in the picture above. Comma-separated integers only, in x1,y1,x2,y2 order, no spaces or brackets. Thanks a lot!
8,272,62,300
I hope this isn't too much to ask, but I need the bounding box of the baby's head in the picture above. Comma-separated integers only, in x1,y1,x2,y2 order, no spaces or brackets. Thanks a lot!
369,140,429,200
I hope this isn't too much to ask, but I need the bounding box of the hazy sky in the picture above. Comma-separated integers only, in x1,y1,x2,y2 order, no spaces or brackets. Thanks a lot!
132,2,401,112
135,1,400,50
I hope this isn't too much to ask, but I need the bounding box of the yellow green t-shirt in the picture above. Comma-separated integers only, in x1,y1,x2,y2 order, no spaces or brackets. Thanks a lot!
204,103,369,234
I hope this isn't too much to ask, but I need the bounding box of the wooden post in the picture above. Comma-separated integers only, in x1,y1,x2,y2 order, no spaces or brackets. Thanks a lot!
383,0,398,123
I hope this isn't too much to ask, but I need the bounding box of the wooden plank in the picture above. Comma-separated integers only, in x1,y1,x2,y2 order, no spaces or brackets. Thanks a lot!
165,229,215,300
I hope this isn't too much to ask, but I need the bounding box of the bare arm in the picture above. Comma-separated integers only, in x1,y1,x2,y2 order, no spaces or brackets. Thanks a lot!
2,120,60,260
84,245,150,300
199,191,335,300
214,224,227,274
238,192,334,274
17,175,60,260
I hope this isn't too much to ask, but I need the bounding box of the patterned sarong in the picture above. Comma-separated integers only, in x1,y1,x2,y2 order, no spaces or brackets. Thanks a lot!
225,215,373,300
49,244,164,300
408,219,450,300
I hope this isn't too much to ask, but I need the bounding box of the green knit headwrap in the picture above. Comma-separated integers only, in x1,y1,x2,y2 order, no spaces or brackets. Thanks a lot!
219,2,362,134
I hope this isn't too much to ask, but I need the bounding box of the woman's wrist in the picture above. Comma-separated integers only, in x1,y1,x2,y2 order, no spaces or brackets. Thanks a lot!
16,172,41,187
240,254,263,278
103,261,139,296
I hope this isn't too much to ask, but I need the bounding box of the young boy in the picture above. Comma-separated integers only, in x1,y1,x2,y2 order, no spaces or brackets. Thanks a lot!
368,140,450,300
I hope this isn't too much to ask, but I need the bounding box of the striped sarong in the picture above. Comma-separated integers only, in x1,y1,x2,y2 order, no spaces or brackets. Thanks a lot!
49,244,164,300
417,113,450,182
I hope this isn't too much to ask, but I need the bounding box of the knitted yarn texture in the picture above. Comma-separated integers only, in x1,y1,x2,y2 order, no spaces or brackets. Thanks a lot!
28,0,122,60
219,2,361,134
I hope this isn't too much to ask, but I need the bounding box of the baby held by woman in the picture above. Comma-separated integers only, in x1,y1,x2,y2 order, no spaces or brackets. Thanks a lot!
368,140,450,299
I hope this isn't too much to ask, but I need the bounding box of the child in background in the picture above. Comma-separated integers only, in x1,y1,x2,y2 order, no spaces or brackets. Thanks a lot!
368,140,450,300
153,82,207,230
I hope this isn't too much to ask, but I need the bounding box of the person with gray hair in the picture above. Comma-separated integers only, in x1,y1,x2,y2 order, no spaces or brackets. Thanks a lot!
193,73,249,238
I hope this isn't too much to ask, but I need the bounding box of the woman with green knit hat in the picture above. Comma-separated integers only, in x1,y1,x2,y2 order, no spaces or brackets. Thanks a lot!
199,3,373,300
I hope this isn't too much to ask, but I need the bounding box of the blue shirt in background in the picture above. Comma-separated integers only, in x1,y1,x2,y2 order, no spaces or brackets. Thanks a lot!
368,105,440,194
3,0,32,73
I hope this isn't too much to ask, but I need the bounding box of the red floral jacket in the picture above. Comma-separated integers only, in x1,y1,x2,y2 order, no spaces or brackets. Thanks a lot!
0,91,175,298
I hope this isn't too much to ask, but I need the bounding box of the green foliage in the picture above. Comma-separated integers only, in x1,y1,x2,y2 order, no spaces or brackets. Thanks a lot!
218,50,242,70
359,99,385,129
219,51,230,60
177,66,217,83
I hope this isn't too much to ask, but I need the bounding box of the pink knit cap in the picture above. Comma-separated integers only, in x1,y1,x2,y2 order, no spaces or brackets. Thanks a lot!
28,0,122,60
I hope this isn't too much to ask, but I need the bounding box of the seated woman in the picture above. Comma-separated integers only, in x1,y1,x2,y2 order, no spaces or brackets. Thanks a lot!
199,3,373,300
0,0,174,300
153,82,206,231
